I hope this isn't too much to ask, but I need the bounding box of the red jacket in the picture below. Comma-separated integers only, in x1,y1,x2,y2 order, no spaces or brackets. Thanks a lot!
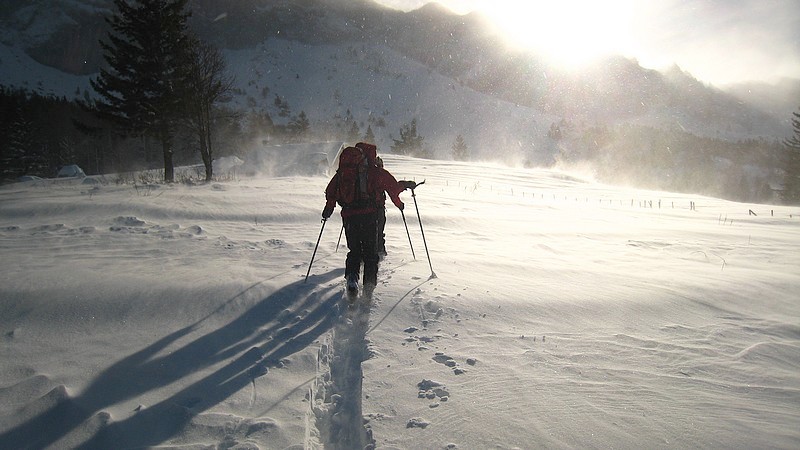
325,165,405,218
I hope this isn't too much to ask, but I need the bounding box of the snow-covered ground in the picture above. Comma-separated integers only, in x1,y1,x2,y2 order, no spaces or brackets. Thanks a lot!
0,155,798,449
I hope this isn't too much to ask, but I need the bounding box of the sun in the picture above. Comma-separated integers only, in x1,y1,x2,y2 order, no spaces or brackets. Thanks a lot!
479,0,636,68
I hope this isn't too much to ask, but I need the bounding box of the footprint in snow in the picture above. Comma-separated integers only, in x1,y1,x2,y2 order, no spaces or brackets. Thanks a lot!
113,216,145,226
417,379,450,411
406,417,430,429
183,225,203,235
432,352,469,375
432,353,457,367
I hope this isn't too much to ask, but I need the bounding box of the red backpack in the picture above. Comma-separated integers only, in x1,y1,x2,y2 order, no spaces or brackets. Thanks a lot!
335,146,373,209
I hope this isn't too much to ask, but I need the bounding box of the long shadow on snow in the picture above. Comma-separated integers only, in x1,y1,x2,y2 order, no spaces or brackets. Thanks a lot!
0,270,341,449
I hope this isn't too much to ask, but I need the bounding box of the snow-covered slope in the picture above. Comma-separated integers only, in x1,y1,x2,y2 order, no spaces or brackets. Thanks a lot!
223,40,559,163
0,42,94,98
0,156,798,448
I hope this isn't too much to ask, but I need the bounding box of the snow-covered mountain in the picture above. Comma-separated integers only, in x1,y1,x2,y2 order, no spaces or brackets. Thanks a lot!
725,77,800,122
0,0,791,164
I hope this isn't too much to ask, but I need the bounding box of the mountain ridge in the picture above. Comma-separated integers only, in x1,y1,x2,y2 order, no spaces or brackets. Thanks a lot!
0,0,793,199
0,0,790,139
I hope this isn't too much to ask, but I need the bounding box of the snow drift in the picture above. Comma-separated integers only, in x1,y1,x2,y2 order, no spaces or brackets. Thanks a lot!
0,155,798,449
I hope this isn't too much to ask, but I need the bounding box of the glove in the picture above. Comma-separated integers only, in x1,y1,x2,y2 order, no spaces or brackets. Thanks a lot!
400,180,417,190
322,205,334,219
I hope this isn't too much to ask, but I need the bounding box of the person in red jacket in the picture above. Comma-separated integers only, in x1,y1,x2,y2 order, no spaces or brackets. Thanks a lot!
322,142,414,294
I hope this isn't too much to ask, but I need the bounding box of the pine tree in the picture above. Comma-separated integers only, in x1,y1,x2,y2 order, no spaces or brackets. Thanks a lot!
391,118,425,156
275,95,291,117
245,111,274,142
4,112,36,178
452,134,468,161
363,125,376,143
287,111,310,140
90,0,193,182
347,120,360,142
782,108,800,204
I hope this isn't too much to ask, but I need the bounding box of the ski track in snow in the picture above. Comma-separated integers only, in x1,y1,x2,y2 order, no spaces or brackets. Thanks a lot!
312,292,374,449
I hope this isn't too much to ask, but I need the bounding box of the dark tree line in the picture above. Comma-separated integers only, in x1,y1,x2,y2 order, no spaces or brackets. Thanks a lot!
0,0,237,184
0,84,328,184
0,87,106,180
782,107,800,204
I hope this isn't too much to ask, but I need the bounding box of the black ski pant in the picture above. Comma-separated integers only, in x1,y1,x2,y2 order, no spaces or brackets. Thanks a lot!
376,206,387,255
344,211,378,285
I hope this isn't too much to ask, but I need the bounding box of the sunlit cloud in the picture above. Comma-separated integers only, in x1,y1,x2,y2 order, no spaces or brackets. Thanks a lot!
628,0,800,85
479,0,636,68
373,0,800,85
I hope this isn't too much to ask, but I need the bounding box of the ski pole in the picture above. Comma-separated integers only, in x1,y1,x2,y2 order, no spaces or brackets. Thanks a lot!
410,182,436,278
305,218,327,282
400,209,416,260
335,224,344,252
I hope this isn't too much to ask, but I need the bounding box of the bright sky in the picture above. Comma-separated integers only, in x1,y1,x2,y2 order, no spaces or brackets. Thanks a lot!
373,0,800,86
